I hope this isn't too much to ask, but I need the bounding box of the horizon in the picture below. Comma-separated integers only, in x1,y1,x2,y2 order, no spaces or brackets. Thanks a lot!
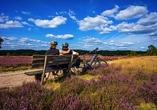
0,0,157,51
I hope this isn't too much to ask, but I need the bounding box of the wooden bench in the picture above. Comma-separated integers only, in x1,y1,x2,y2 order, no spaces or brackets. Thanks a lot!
24,55,78,84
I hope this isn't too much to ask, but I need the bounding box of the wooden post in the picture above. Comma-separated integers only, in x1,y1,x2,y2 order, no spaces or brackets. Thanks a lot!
41,55,47,85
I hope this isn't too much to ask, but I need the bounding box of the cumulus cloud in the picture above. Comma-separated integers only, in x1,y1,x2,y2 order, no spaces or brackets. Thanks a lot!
117,21,157,34
0,20,23,29
77,15,113,33
84,37,102,45
117,42,134,47
22,21,33,26
115,5,148,20
46,34,74,39
14,16,22,20
137,12,157,25
1,36,49,50
18,38,42,43
101,5,119,17
2,36,18,41
0,13,9,22
28,16,67,28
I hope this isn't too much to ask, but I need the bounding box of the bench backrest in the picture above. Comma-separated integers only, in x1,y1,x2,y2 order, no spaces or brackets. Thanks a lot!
32,55,78,84
32,55,75,68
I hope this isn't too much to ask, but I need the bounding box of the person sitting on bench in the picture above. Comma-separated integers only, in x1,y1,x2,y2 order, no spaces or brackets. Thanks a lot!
61,42,79,56
61,42,81,67
45,40,71,79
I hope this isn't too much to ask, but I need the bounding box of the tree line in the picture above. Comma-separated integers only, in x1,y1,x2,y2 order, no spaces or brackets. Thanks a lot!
0,37,157,56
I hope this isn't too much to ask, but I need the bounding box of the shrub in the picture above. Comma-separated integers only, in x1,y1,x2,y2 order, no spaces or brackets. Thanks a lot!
87,64,122,76
80,72,139,110
57,76,87,96
139,73,157,105
51,93,91,110
0,82,54,110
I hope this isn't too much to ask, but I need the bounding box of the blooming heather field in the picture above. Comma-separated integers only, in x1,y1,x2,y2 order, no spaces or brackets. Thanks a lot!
0,56,32,67
0,55,127,72
0,56,157,109
0,56,32,71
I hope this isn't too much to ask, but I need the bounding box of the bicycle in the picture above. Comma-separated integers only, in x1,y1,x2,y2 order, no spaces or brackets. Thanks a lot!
72,47,108,74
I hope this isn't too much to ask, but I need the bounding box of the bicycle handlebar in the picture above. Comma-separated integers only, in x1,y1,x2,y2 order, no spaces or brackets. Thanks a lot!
90,47,98,53
81,47,99,55
93,47,98,52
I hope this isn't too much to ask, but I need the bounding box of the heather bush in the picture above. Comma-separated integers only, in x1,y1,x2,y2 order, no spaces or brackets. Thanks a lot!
87,64,122,76
0,82,54,110
80,71,139,109
139,73,157,105
57,76,87,96
51,93,92,110
133,69,150,82
0,56,32,72
0,56,32,68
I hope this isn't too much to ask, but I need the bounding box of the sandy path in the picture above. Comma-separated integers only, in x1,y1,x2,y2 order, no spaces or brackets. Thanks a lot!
0,69,37,88
0,61,113,88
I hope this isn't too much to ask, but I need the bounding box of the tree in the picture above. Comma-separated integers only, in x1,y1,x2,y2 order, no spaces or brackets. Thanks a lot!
129,50,137,56
147,45,157,55
0,38,4,49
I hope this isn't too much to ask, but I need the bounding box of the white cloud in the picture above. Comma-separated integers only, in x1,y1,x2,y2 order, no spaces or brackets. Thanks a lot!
83,37,102,46
21,11,30,15
117,42,134,47
149,31,157,36
46,34,74,39
18,38,43,43
28,16,67,28
137,12,157,25
2,36,18,41
68,9,77,20
77,15,113,33
101,5,119,17
14,16,22,20
22,21,33,26
0,20,23,29
115,5,148,20
117,22,157,34
0,13,9,22
28,28,31,30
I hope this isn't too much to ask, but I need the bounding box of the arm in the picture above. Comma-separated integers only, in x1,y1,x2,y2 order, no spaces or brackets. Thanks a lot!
72,51,79,56
59,48,70,54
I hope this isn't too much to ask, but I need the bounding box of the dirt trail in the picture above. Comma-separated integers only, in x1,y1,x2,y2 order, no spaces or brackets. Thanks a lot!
0,69,36,88
0,61,113,88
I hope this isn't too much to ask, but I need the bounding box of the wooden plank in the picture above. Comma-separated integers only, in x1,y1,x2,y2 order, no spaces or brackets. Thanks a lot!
32,55,45,58
32,59,45,63
24,69,43,76
32,63,44,68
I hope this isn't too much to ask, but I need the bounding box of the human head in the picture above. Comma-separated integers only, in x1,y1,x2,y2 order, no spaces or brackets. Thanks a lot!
50,40,58,49
51,40,58,46
62,42,69,51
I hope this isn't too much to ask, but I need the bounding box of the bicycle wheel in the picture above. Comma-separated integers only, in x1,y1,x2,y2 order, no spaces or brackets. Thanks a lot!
92,57,108,69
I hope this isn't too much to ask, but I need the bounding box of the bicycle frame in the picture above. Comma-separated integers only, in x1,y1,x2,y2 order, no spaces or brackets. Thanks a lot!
83,47,99,69
89,54,98,66
74,47,108,74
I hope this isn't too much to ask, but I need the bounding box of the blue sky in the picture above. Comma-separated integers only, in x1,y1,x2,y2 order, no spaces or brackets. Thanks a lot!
0,0,157,51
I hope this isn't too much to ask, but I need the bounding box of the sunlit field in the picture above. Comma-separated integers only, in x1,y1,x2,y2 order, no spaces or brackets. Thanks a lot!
1,56,157,109
111,56,157,74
